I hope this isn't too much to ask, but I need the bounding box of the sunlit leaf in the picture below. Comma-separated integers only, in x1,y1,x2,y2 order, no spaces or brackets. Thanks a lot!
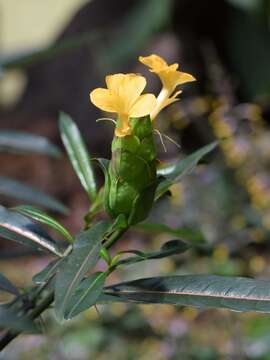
14,205,73,243
54,221,109,322
59,112,97,201
155,142,218,200
101,275,270,312
0,176,68,214
0,130,61,158
66,272,106,319
0,206,63,257
0,273,18,295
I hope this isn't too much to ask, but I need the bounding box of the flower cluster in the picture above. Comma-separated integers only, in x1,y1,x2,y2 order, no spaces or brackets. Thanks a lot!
90,54,195,137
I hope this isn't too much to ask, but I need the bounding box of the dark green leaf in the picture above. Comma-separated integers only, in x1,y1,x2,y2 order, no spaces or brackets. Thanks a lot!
32,258,63,285
156,142,218,200
59,112,97,201
102,275,270,312
66,272,107,319
0,130,61,157
0,305,38,332
0,206,63,257
14,205,73,243
115,240,190,267
54,221,109,321
0,273,18,295
140,239,190,259
136,222,205,244
0,176,68,214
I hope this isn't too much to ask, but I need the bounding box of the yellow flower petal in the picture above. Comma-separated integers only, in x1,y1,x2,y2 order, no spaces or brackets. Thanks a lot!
139,54,168,72
139,53,196,119
174,71,196,86
159,70,196,92
106,73,146,113
169,63,179,71
90,72,155,137
140,54,196,92
130,94,157,117
90,88,121,113
106,73,125,94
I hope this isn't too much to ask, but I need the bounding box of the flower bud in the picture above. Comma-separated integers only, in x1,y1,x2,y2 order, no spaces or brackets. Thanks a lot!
104,115,157,225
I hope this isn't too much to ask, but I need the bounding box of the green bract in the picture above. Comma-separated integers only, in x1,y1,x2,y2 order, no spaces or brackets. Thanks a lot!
105,115,157,225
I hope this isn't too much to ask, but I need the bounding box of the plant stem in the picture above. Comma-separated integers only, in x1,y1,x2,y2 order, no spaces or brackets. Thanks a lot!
0,291,54,351
104,227,128,250
0,225,128,351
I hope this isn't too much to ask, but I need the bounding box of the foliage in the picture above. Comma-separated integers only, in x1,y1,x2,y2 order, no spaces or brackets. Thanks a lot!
1,2,270,355
1,110,270,353
0,113,219,347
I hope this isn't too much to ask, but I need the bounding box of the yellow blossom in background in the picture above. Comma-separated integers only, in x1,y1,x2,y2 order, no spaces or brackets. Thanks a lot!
249,255,266,274
139,54,196,119
213,244,229,264
90,73,156,137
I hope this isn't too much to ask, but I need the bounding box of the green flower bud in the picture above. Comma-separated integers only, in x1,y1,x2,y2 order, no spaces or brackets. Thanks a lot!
104,115,157,225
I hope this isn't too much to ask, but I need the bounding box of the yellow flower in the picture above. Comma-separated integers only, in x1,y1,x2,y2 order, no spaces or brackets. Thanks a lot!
139,54,196,119
90,73,156,137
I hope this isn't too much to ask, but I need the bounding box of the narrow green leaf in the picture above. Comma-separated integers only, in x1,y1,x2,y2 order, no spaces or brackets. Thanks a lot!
96,158,109,174
0,305,38,332
66,272,106,319
32,258,63,285
0,206,63,257
84,188,105,226
0,130,61,158
102,275,270,313
14,205,73,243
0,176,68,214
0,273,18,295
136,222,205,244
115,240,190,267
155,142,218,200
59,112,97,201
54,221,109,322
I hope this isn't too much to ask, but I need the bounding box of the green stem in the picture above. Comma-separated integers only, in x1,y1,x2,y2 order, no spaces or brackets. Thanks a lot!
0,225,128,350
104,227,128,250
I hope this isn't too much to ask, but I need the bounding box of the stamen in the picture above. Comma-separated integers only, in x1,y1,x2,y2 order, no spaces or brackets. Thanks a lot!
154,129,181,151
154,129,167,152
162,133,181,149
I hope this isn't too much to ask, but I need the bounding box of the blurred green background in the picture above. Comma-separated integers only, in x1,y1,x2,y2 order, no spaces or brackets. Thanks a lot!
1,0,270,359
